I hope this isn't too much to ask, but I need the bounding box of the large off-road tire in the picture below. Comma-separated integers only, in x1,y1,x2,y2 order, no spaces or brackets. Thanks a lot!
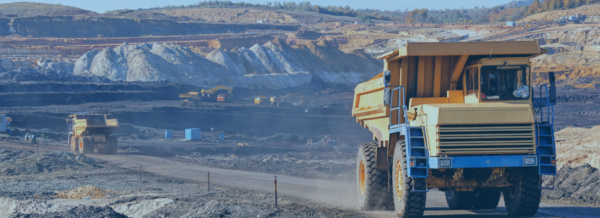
70,135,79,152
356,142,394,210
503,170,541,216
109,136,118,154
79,136,93,154
445,190,475,209
473,188,502,209
392,140,426,217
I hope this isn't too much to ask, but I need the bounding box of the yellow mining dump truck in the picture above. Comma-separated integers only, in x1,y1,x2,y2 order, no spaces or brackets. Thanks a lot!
67,114,120,154
353,41,557,217
270,93,303,107
180,92,201,107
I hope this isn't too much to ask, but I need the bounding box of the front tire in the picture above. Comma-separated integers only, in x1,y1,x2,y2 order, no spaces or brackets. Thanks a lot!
356,142,393,210
70,135,79,152
392,140,426,217
503,170,541,216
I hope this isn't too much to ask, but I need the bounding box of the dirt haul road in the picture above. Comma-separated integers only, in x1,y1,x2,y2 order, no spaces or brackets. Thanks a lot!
2,141,599,217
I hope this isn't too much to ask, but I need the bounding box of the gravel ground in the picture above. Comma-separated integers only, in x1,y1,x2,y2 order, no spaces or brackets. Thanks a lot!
172,146,357,181
0,148,366,218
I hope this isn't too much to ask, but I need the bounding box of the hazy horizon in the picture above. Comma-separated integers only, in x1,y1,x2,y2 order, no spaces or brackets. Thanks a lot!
3,0,517,13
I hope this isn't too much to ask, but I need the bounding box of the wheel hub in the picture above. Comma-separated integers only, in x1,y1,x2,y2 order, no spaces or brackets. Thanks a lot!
359,160,366,196
395,159,403,200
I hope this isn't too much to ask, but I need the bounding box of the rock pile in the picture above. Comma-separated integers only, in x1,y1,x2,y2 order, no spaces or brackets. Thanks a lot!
554,126,600,170
55,185,107,199
543,164,600,205
14,205,127,218
74,39,381,89
0,150,98,176
542,126,600,204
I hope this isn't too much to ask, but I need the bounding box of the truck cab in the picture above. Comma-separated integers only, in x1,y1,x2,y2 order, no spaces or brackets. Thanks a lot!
352,41,556,217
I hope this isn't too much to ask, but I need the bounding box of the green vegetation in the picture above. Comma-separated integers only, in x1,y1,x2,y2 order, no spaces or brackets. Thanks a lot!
153,0,598,23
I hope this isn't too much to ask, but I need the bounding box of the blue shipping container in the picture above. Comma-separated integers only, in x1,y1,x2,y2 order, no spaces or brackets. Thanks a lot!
165,130,172,139
185,128,201,140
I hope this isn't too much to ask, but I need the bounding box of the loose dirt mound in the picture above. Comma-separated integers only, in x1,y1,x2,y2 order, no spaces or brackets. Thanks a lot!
543,164,600,205
0,150,98,176
554,126,600,170
74,39,381,89
520,4,600,22
14,205,127,218
542,126,600,205
55,185,107,199
112,198,174,218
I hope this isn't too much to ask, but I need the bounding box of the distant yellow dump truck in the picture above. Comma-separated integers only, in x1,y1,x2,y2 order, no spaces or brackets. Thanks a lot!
352,41,557,217
67,114,120,154
180,92,201,107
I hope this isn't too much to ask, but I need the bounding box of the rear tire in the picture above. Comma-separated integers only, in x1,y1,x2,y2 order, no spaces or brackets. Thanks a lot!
356,142,394,210
445,190,475,209
503,170,541,216
392,140,426,217
473,188,501,209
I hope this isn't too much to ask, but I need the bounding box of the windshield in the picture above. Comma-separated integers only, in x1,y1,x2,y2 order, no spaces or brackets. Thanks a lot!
480,65,530,101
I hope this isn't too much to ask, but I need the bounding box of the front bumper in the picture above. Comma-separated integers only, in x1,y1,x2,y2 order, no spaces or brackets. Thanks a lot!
428,155,539,169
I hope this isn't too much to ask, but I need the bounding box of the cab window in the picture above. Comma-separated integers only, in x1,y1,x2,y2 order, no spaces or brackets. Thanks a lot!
480,65,530,101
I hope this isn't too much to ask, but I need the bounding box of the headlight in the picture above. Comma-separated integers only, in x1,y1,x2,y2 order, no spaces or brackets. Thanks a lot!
523,157,536,166
440,158,452,168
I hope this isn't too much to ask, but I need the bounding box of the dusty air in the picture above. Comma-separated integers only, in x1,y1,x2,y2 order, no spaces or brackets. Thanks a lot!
0,0,597,217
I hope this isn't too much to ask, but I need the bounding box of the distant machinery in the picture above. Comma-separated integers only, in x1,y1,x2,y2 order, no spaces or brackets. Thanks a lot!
180,86,234,106
270,93,304,107
254,95,267,105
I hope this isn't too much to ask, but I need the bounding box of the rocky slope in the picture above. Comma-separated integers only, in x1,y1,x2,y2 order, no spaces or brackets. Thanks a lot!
0,16,297,38
0,2,97,17
73,39,381,89
155,8,298,24
542,126,600,205
554,126,600,170
532,26,600,87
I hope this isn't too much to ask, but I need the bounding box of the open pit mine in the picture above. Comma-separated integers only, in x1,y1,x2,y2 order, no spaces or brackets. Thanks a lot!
0,1,599,217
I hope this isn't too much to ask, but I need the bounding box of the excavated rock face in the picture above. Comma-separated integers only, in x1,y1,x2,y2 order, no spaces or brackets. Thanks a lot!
532,27,600,87
74,40,381,89
155,8,298,24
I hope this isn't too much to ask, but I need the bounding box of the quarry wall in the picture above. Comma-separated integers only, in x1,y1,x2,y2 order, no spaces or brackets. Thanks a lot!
1,16,298,38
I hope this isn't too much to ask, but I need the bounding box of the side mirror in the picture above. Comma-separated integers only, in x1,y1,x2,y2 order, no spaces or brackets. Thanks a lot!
548,72,556,105
384,88,391,106
383,70,391,86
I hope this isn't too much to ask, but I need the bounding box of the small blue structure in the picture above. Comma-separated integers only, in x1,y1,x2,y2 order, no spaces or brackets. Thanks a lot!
506,21,515,27
185,128,201,140
165,130,172,139
219,133,225,140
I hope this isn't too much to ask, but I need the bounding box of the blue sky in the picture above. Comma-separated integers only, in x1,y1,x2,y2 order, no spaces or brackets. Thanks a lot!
13,0,517,13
